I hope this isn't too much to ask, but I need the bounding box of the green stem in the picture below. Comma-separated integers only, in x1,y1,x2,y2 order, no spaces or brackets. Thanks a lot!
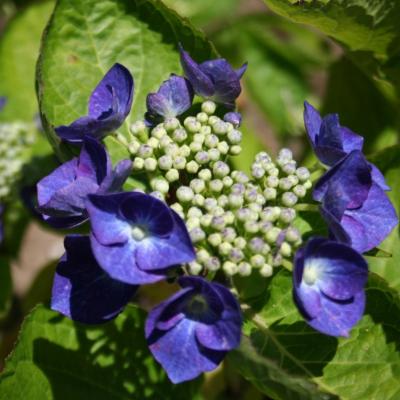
294,203,319,212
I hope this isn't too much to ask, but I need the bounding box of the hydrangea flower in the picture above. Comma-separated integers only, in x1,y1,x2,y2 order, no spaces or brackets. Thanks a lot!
145,276,242,383
304,102,389,190
37,136,131,228
145,74,193,125
293,237,368,337
314,150,398,253
86,192,195,284
52,235,137,324
223,111,242,127
179,45,247,108
55,64,134,143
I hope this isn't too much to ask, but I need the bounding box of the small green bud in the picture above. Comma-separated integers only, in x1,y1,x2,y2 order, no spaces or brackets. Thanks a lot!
197,112,209,124
303,180,312,190
222,176,233,187
151,125,167,139
186,160,200,174
176,186,194,202
251,254,265,268
179,144,191,157
208,148,220,161
193,194,205,207
165,168,179,182
265,227,282,243
282,161,297,175
281,192,298,207
164,117,180,132
209,179,223,193
151,177,169,193
204,134,219,148
273,253,283,267
170,202,183,214
229,248,244,262
280,242,292,257
229,193,244,208
128,140,140,155
230,145,242,155
286,227,301,243
173,156,186,170
223,211,235,225
197,249,209,263
184,117,201,133
238,262,252,277
201,100,216,115
133,157,144,170
190,178,206,193
164,143,180,157
158,155,173,170
260,263,273,277
172,128,187,143
212,121,228,135
218,141,229,154
190,142,203,153
244,220,259,233
187,217,200,230
279,177,293,191
144,158,157,171
227,129,242,144
208,232,222,247
200,213,213,227
296,167,311,182
193,133,205,144
190,227,206,243
263,187,277,200
205,257,221,271
130,120,147,136
200,125,212,135
279,208,296,224
222,227,237,242
268,167,279,177
147,137,159,149
116,133,129,146
159,134,173,148
219,241,233,256
188,207,203,219
195,151,210,165
293,184,307,198
199,168,212,181
234,236,247,249
217,194,229,208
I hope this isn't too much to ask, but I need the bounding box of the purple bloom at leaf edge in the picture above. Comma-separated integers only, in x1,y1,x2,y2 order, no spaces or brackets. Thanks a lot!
55,63,134,143
293,237,368,337
145,276,242,383
87,192,195,285
51,235,137,324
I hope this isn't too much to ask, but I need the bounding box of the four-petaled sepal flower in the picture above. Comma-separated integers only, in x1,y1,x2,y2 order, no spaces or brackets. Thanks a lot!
37,136,131,228
146,74,193,125
179,45,247,109
55,64,134,143
86,192,195,285
293,237,368,337
51,235,137,324
145,276,242,383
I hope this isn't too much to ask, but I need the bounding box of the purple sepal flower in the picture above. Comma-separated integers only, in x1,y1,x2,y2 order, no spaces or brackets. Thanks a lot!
51,235,137,324
37,136,131,228
0,97,6,111
293,237,368,337
145,276,242,383
146,75,193,124
223,112,242,127
314,150,398,253
179,46,247,109
55,64,134,143
86,192,195,285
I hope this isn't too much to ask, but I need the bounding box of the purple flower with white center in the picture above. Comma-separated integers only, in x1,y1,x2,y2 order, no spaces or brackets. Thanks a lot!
314,150,398,253
145,74,193,125
37,136,131,228
179,45,247,109
86,192,195,285
304,102,389,190
223,111,242,127
145,276,242,383
51,235,137,324
293,237,368,337
55,64,134,143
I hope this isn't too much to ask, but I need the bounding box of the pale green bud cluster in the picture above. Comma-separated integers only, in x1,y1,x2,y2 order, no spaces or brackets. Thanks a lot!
127,102,311,279
0,123,34,201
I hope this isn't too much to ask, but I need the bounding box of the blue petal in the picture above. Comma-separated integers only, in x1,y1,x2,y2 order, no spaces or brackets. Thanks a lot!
342,183,398,253
146,75,194,118
341,126,364,153
99,159,132,193
303,101,322,146
308,291,365,337
369,162,390,191
90,233,168,285
223,112,242,127
146,317,224,383
179,46,215,98
135,210,195,271
51,235,137,324
86,193,131,245
236,62,248,79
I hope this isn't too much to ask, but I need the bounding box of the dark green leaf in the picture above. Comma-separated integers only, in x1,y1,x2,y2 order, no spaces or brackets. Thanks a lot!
0,305,201,399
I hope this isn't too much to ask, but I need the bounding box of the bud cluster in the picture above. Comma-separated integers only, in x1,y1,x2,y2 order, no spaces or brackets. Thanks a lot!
0,123,34,200
126,101,311,278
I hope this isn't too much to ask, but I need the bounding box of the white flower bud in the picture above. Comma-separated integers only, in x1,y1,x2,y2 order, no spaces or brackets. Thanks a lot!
147,137,159,149
260,263,273,277
200,125,212,135
130,120,147,136
255,152,271,163
170,202,183,214
176,186,194,202
158,155,173,170
138,144,153,158
190,141,203,153
193,194,205,207
259,221,273,234
223,211,235,225
238,262,252,277
190,227,206,243
172,128,187,143
296,167,311,182
280,242,292,257
205,257,221,271
229,193,244,208
159,134,173,147
229,248,244,262
187,217,200,230
211,216,226,231
234,237,247,249
166,168,179,182
201,100,216,115
277,148,293,165
223,261,238,276
213,121,228,135
303,180,312,190
279,208,296,224
230,145,242,155
268,167,279,177
251,164,265,179
217,194,229,208
196,112,209,124
286,227,301,243
213,161,230,177
231,183,245,195
208,233,222,247
287,175,299,186
151,125,167,139
209,179,223,193
279,177,293,191
218,141,229,154
195,151,210,164
293,184,307,198
208,148,220,161
133,157,144,170
222,227,237,242
151,178,169,193
248,237,265,253
203,197,217,212
251,255,265,268
173,156,187,170
189,178,205,193
233,171,249,184
186,160,200,174
199,168,212,181
273,253,283,267
219,242,233,256
200,213,213,227
184,117,201,133
150,191,164,201
227,129,242,144
265,227,282,243
281,192,298,207
282,160,297,175
165,143,180,157
164,117,180,132
244,220,259,233
179,144,191,157
204,134,219,148
197,249,209,263
188,261,203,275
266,176,279,188
261,207,280,222
188,207,203,219
222,176,233,187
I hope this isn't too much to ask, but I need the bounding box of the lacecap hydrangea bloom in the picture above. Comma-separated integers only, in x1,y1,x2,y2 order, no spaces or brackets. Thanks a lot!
37,48,398,383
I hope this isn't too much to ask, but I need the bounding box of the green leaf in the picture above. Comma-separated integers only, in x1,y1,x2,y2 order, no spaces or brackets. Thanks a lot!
229,270,400,400
0,1,54,122
367,145,400,292
263,0,400,96
37,0,214,159
0,256,12,321
213,13,331,136
0,305,201,399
